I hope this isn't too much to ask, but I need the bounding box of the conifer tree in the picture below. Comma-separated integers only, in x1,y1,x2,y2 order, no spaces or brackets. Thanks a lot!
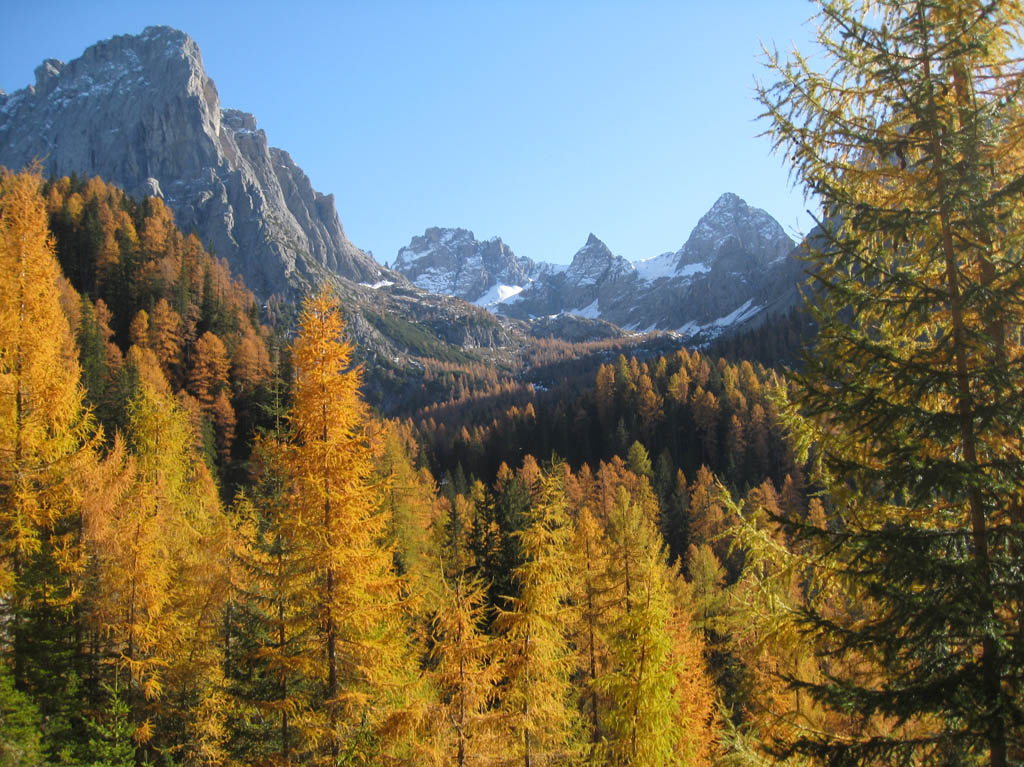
284,289,413,765
495,462,577,767
376,421,442,594
0,168,98,760
597,486,682,767
92,377,231,763
0,168,94,607
0,661,43,766
569,505,612,762
82,684,135,767
760,1,1024,763
227,435,318,766
428,572,502,767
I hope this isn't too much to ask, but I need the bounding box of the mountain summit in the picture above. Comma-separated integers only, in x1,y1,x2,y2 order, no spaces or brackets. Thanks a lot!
396,194,802,340
393,227,539,306
674,192,794,272
0,26,383,298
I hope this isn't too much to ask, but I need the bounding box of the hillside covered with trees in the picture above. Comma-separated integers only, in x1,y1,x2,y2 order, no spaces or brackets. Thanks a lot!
2,1,1024,766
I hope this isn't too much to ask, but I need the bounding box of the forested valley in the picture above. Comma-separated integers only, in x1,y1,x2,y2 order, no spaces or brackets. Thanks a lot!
4,2,1024,766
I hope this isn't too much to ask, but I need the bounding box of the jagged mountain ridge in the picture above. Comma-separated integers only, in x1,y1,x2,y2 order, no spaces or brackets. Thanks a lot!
0,26,385,298
393,227,544,306
0,24,641,390
394,193,804,340
0,25,806,370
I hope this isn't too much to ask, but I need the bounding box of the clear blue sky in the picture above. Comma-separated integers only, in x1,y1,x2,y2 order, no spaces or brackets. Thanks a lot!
1,1,819,266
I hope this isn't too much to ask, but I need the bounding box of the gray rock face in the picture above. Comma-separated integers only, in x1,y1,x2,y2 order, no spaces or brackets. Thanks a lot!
393,227,536,304
618,192,804,335
410,194,802,341
673,191,794,272
506,234,642,321
0,26,382,298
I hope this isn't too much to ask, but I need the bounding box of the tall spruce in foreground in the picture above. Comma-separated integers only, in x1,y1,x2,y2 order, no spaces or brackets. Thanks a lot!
760,1,1024,764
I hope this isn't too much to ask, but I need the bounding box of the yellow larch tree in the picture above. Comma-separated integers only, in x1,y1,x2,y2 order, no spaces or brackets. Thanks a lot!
597,486,682,767
0,168,95,598
149,298,183,387
284,288,413,765
427,572,503,767
569,505,613,764
494,462,578,767
0,168,100,757
89,375,230,763
188,330,231,410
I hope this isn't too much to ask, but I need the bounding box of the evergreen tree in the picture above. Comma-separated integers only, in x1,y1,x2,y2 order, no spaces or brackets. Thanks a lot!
0,661,43,767
83,684,135,767
227,436,318,766
760,1,1024,763
597,487,682,767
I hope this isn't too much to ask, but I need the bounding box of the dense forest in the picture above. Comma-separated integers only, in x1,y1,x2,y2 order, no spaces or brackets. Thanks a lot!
0,168,732,766
3,1,1024,766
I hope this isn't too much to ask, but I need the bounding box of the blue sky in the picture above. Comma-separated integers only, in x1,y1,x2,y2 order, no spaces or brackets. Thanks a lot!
1,1,819,266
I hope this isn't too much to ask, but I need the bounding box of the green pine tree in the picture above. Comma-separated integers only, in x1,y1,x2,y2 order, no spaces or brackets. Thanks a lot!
0,662,43,767
759,1,1024,764
83,684,135,767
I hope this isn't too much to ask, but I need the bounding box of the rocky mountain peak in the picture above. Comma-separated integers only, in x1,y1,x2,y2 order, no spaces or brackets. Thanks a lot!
0,26,383,299
393,227,534,304
569,233,612,268
675,192,794,272
566,234,632,287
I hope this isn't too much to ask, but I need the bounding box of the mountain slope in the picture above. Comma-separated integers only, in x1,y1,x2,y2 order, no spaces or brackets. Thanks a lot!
0,26,384,298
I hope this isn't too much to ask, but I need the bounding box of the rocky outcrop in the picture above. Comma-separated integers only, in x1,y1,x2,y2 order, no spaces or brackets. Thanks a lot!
0,26,383,298
613,193,804,335
504,234,640,321
404,194,803,342
672,192,794,272
393,227,537,304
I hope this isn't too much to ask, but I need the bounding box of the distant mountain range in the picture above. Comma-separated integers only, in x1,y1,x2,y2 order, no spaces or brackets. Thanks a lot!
0,26,807,350
394,193,805,342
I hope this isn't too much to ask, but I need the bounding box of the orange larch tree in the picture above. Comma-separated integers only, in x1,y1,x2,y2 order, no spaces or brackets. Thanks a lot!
0,169,99,757
284,289,415,765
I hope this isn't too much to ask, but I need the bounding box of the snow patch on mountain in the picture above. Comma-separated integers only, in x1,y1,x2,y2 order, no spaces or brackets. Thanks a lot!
634,251,677,281
394,227,536,303
570,299,601,319
713,299,760,327
473,283,524,308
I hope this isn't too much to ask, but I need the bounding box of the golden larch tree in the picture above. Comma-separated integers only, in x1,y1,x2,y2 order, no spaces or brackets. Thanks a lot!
495,462,578,767
0,168,99,760
0,168,95,595
284,288,413,765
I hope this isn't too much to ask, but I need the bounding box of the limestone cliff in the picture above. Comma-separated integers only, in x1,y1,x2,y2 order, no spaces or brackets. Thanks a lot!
0,26,383,298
